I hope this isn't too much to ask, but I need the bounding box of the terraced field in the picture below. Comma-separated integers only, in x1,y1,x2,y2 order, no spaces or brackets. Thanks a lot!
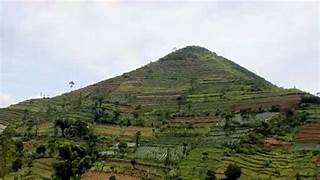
296,122,320,144
3,158,56,180
178,147,317,180
294,105,320,149
87,159,167,179
129,145,185,163
0,108,24,126
94,125,153,137
202,128,253,145
301,105,320,120
169,116,217,127
82,172,139,180
233,94,302,111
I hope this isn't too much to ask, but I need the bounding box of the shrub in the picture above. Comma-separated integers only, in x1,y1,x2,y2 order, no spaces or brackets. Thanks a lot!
36,145,46,157
58,145,72,160
205,169,216,180
15,140,24,156
53,161,73,180
109,175,116,180
118,142,127,157
11,158,22,172
224,164,241,180
301,95,320,104
270,105,280,112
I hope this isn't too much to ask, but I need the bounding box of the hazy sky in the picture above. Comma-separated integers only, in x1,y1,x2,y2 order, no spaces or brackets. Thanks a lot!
0,0,319,107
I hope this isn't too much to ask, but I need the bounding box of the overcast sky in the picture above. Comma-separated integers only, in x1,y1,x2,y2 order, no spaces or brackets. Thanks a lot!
0,0,319,107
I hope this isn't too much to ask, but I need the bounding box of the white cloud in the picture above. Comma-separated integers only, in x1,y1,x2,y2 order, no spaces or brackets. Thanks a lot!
0,93,15,108
0,0,319,103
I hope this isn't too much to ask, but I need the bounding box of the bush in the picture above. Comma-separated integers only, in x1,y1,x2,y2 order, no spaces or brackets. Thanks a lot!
53,161,73,180
301,95,320,104
58,145,72,160
224,164,241,180
11,158,22,172
270,105,280,112
205,169,216,180
109,175,116,180
15,140,24,156
36,145,46,157
118,142,127,157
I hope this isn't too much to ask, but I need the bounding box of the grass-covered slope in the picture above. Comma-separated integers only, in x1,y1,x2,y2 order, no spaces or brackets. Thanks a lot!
1,46,303,125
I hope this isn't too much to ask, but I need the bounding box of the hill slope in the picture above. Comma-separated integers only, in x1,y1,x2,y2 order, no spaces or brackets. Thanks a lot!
2,46,317,180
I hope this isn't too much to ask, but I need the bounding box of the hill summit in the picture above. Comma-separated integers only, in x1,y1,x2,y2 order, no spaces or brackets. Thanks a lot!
58,45,299,114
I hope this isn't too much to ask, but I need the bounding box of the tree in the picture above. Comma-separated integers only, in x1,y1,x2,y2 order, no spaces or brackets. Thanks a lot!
222,112,235,132
164,148,171,166
53,161,73,180
11,158,22,172
76,93,83,109
65,120,89,137
205,170,216,180
25,115,35,138
69,81,75,88
74,155,91,175
224,164,241,180
54,118,72,137
15,140,24,157
270,105,280,112
109,175,116,180
182,143,188,157
48,139,56,157
130,159,137,169
118,142,127,157
177,95,187,111
36,145,46,157
202,152,209,161
34,116,39,137
135,131,141,149
58,145,72,160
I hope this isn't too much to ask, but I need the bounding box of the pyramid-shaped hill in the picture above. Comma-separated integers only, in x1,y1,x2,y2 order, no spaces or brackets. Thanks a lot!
67,46,303,111
1,46,304,126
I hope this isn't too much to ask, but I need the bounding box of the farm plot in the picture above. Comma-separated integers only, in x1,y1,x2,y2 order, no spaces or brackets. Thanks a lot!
202,128,253,146
233,94,302,111
169,116,217,127
178,147,317,180
300,105,320,121
159,127,210,137
200,112,278,146
82,172,139,180
152,136,198,145
88,159,167,179
0,108,23,125
296,122,320,144
230,112,278,126
293,143,320,151
4,158,56,180
94,125,153,137
129,145,185,163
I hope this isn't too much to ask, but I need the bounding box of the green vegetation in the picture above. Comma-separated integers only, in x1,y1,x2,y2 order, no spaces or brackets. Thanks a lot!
0,46,318,179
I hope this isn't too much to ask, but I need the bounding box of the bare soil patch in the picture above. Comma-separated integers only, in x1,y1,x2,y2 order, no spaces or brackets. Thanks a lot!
82,172,139,180
296,122,320,144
